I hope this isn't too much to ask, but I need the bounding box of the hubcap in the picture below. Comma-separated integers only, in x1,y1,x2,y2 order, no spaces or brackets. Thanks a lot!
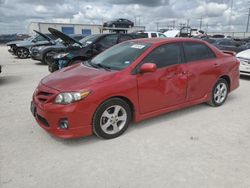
100,105,127,135
214,83,227,104
17,49,28,58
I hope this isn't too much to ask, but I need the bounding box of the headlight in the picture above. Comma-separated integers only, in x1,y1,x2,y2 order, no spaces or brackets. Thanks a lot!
54,53,69,59
54,90,91,104
37,46,43,51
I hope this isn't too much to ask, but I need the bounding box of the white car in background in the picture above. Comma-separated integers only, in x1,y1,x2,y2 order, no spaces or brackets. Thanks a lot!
138,31,166,38
164,29,180,37
236,49,250,76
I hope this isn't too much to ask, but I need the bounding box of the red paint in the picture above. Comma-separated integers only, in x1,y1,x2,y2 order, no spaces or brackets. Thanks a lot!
32,38,239,138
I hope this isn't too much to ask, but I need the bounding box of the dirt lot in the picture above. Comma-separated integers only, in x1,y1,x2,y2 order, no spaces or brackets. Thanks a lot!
0,46,250,188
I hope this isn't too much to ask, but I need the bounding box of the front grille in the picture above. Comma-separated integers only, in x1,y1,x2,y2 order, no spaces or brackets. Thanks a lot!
37,114,50,127
240,71,250,74
238,57,250,65
36,91,54,103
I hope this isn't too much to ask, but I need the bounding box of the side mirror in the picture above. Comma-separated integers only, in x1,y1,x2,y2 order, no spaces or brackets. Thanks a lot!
140,63,157,73
92,43,102,50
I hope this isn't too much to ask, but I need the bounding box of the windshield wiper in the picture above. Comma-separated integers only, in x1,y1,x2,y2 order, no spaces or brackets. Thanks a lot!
85,60,111,71
96,63,111,71
86,60,99,69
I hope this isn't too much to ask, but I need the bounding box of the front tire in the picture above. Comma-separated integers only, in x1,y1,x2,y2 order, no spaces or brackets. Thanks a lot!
93,98,132,139
207,78,229,107
16,48,29,59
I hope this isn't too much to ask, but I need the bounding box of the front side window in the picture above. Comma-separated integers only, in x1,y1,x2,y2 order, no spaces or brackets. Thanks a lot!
183,42,216,62
141,43,182,68
91,42,151,70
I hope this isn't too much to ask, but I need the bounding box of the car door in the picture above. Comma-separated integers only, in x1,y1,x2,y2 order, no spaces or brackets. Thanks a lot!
136,43,188,114
183,42,220,101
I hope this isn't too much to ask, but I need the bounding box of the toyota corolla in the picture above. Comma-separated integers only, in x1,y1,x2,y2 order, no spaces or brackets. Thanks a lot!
31,38,240,139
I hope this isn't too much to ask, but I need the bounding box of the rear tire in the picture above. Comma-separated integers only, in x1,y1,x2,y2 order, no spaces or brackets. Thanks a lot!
93,98,132,139
207,78,229,107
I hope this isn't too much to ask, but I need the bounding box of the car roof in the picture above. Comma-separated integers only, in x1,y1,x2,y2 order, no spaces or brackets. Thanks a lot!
130,37,206,45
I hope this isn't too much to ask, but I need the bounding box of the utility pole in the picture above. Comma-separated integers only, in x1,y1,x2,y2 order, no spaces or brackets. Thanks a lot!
199,17,203,30
172,20,176,29
246,8,250,32
186,19,190,27
156,22,159,31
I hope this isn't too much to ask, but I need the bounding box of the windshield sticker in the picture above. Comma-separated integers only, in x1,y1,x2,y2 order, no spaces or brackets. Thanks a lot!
131,44,145,49
124,61,130,64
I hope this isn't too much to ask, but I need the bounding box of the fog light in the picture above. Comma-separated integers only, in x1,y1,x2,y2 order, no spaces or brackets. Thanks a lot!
59,119,69,129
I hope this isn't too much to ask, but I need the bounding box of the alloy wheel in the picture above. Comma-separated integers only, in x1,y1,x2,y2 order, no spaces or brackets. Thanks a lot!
214,82,227,104
100,105,127,135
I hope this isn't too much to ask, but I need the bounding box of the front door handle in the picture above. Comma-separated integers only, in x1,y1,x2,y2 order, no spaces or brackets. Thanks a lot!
213,63,220,68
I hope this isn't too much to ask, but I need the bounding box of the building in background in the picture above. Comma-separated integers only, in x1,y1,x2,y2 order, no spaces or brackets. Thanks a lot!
27,22,145,35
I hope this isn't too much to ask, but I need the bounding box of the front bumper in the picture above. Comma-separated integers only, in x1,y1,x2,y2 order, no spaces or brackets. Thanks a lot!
31,84,93,138
30,51,43,61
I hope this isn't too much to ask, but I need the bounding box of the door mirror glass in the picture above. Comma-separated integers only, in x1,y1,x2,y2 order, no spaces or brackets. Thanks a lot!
140,63,157,73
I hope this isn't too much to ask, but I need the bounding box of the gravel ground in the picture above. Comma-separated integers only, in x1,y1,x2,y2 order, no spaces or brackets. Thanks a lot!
0,46,250,188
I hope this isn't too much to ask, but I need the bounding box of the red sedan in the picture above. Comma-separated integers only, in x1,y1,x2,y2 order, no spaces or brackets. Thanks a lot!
31,38,240,139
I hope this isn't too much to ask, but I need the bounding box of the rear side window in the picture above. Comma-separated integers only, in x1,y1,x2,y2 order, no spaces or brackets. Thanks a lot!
118,35,133,43
151,33,157,38
183,42,216,62
142,43,182,68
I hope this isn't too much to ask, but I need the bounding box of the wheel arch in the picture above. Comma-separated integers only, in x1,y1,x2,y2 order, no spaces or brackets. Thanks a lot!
219,75,231,91
94,95,136,121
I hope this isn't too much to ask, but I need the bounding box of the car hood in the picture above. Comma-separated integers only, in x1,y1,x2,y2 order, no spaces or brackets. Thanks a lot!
6,40,28,45
48,28,82,46
236,49,250,59
41,63,117,91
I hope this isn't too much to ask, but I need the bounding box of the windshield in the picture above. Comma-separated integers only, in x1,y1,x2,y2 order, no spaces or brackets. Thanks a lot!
79,34,100,47
90,41,151,70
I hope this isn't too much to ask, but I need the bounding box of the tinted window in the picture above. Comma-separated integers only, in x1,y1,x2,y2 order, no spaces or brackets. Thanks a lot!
35,35,47,41
159,33,166,38
142,43,182,68
118,35,133,43
97,35,118,48
151,33,157,38
183,42,216,62
218,40,233,45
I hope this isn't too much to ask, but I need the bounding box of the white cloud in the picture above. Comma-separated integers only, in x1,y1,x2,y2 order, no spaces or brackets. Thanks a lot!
34,5,48,13
195,2,228,17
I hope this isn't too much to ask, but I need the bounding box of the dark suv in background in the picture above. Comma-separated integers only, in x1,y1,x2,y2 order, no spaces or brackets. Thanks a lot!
47,32,146,72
